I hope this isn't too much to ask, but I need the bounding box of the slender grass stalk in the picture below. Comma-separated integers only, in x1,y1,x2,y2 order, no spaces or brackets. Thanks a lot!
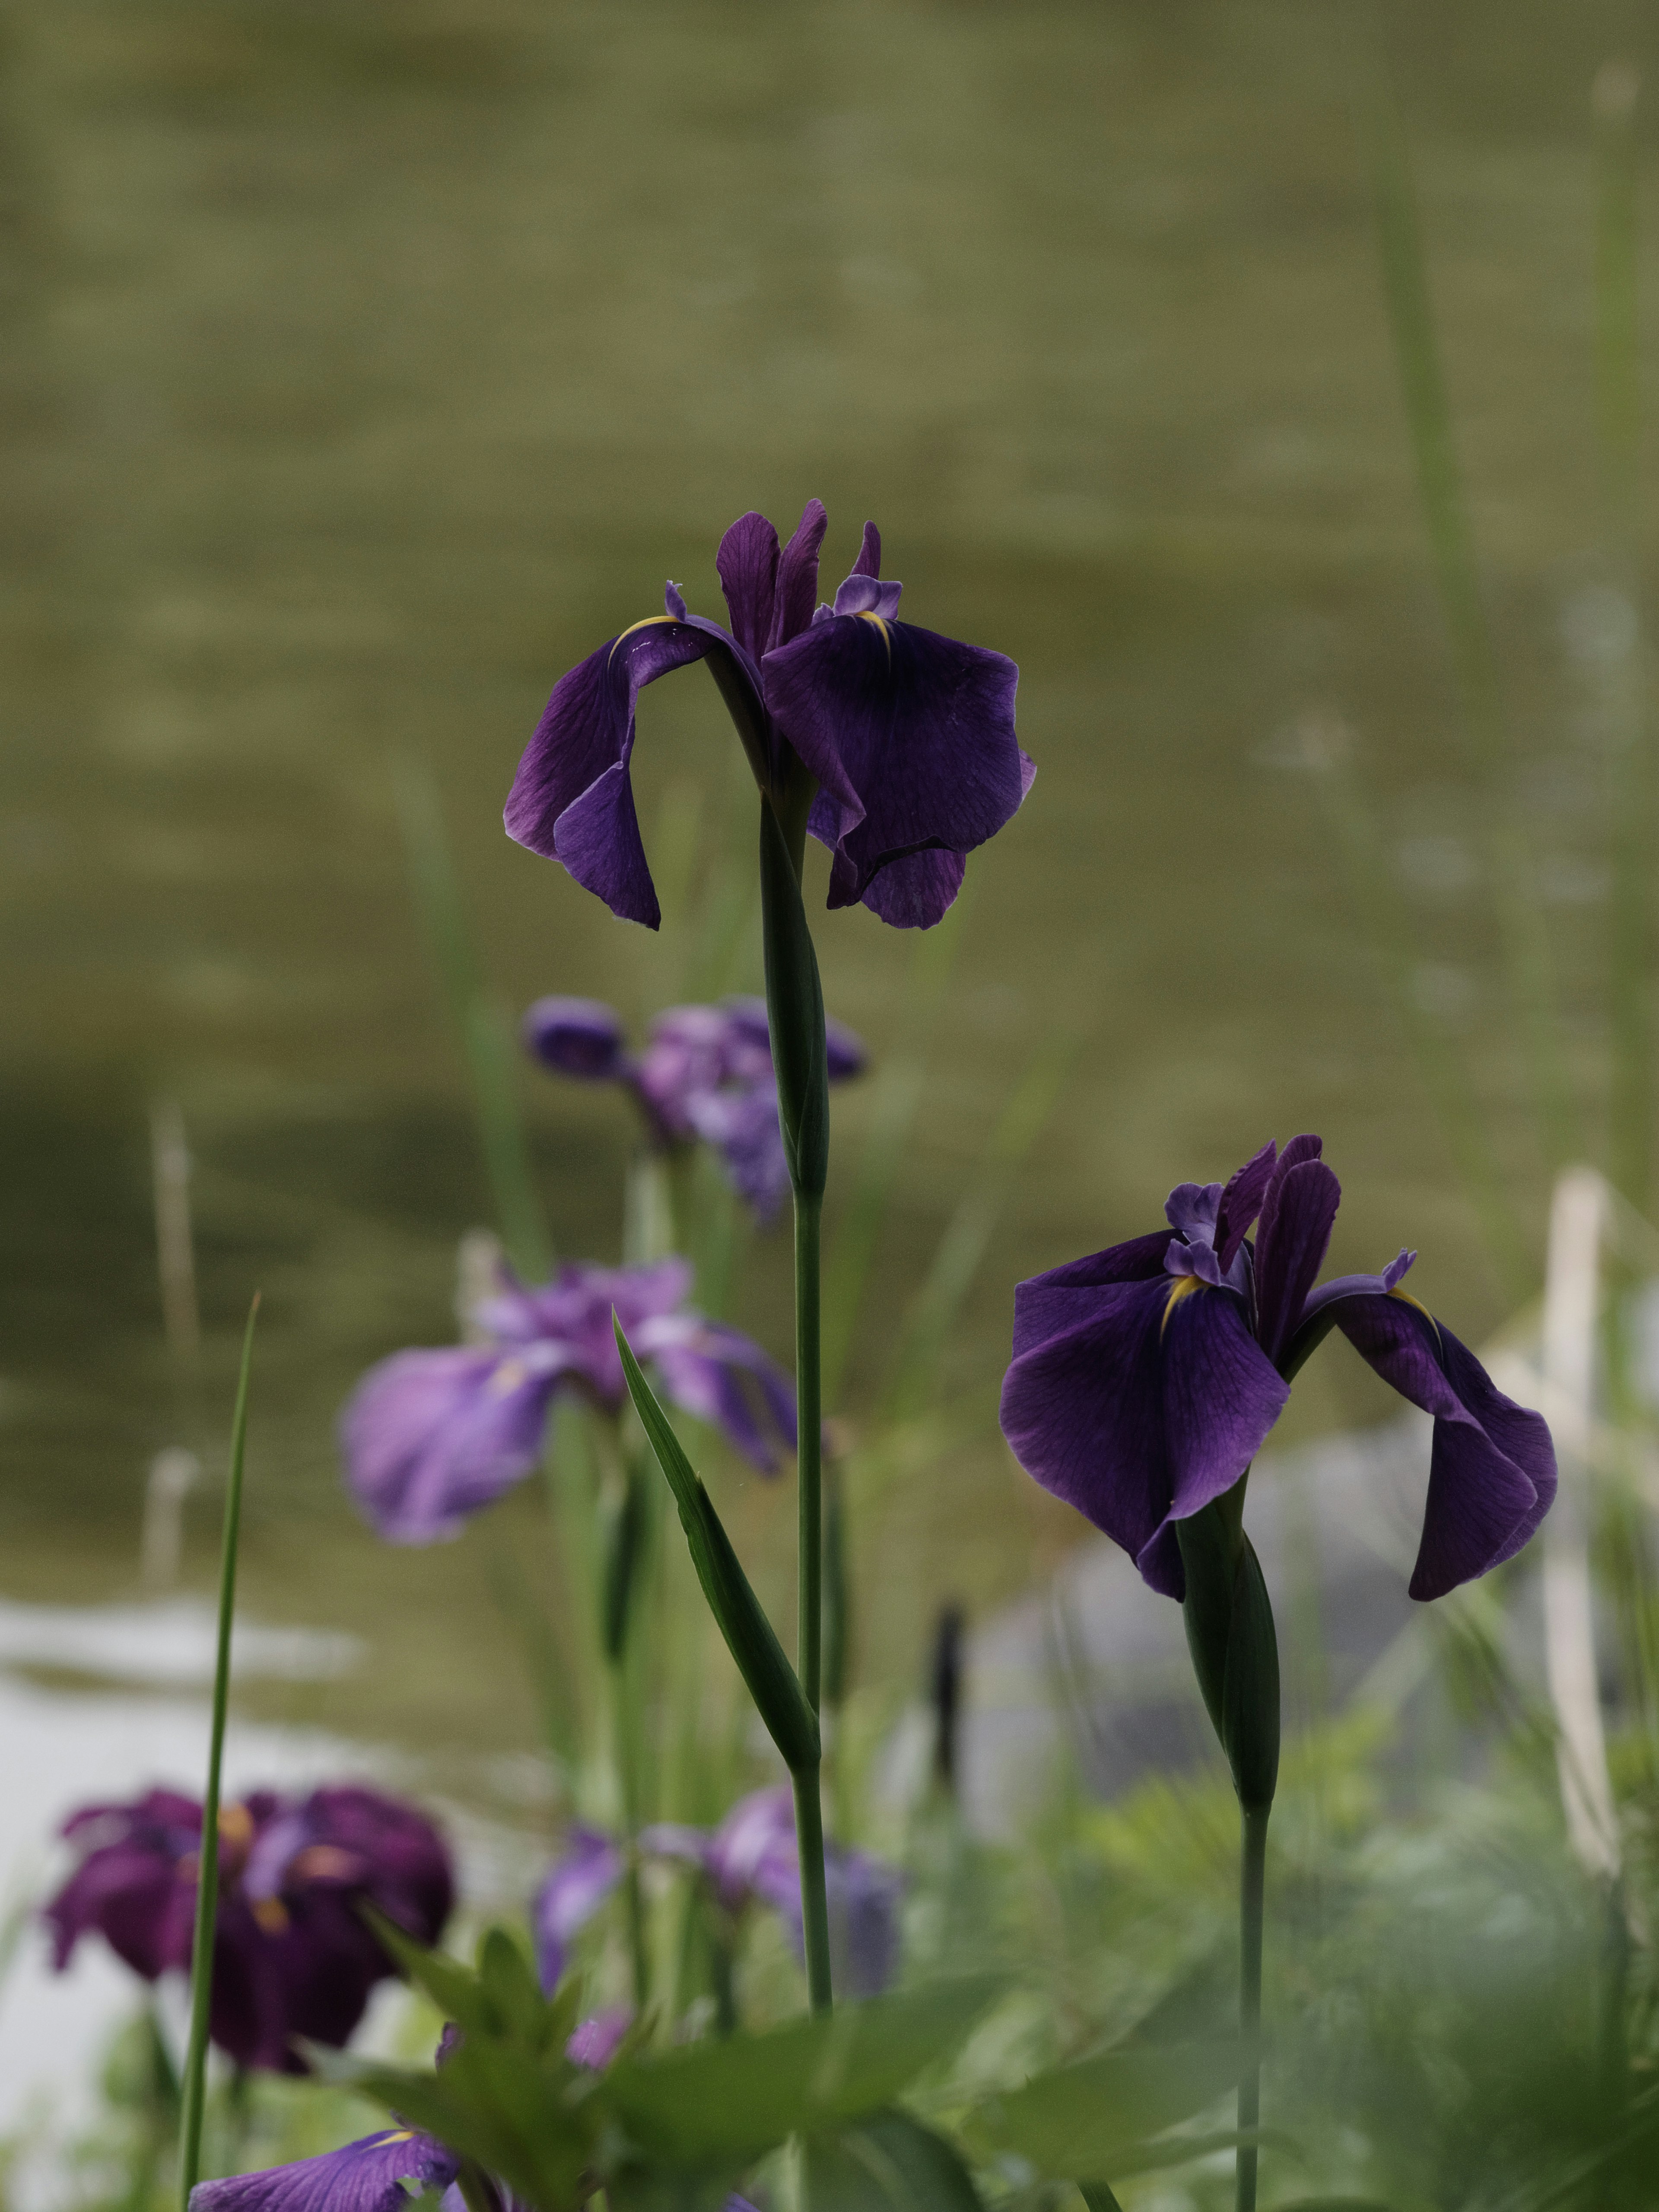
1367,83,1579,1177
790,1765,833,2015
796,1191,823,1722
1593,62,1652,1215
178,1294,260,2211
1236,1804,1270,2212
391,754,552,1279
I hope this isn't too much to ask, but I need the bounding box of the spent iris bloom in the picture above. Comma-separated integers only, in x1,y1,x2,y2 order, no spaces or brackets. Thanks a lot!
535,1788,901,2002
45,1786,452,2074
999,1134,1556,1603
341,1255,796,1543
522,994,866,1220
504,503,1032,931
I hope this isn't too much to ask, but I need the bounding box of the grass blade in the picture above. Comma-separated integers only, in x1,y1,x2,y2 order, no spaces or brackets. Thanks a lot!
178,1292,259,2207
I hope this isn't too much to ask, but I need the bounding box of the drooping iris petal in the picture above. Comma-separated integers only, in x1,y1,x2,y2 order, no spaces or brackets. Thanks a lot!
684,1080,791,1221
634,1313,798,1474
45,1791,201,1979
1007,1233,1177,1359
340,1347,562,1543
521,996,631,1081
1316,1291,1556,1599
1000,1270,1287,1599
533,1828,625,1993
1252,1143,1341,1363
850,846,967,930
188,2129,460,2212
763,611,1025,924
505,617,721,927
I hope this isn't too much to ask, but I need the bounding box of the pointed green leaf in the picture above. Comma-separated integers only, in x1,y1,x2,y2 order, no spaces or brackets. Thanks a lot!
615,1315,817,1771
599,1977,1003,2168
966,2039,1248,2180
802,2112,985,2211
357,1901,499,2036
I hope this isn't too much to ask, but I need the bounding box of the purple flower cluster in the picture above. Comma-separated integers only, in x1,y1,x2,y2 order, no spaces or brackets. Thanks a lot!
1000,1135,1557,1602
523,995,865,1220
340,1255,796,1543
44,1785,452,2074
535,1787,902,2002
505,504,1033,931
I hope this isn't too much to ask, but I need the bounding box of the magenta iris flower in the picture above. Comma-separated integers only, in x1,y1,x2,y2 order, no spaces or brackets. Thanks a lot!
534,1788,901,2001
504,503,1032,931
45,1786,452,2075
340,1255,796,1543
523,994,866,1220
999,1135,1556,1604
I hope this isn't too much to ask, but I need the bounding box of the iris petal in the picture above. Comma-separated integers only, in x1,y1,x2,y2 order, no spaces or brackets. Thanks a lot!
188,2129,460,2212
1254,1152,1341,1363
339,1348,559,1544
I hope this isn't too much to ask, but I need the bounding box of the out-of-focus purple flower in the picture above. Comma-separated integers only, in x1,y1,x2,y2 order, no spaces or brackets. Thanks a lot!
532,1788,903,2003
523,994,865,1223
45,1786,453,2075
504,505,1031,931
341,1255,797,1544
565,2005,633,2069
999,1135,1557,1604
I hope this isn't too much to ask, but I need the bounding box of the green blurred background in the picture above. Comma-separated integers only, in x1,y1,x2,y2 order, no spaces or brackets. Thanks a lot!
1,0,1653,1796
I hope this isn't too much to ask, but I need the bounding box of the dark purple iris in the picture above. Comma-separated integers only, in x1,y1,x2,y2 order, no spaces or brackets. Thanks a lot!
340,1255,797,1543
522,994,866,1220
504,503,1032,931
534,1787,901,2002
45,1785,452,2075
999,1135,1556,1604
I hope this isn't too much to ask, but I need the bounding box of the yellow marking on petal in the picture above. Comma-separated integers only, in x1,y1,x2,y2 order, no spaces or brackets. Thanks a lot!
855,610,892,664
217,1802,254,1849
251,1895,290,1936
372,2131,416,2149
1388,1285,1443,1352
488,1357,529,1396
1161,1274,1205,1339
607,614,681,667
292,1843,357,1881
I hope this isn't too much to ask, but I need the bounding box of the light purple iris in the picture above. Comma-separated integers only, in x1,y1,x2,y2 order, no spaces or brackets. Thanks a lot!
340,1255,796,1544
534,1788,901,2002
999,1135,1557,1604
504,503,1032,931
522,995,866,1220
45,1786,453,2075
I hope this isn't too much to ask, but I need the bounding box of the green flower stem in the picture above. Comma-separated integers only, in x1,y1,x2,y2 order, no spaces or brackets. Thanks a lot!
791,1764,833,2015
795,1189,823,1716
1236,1801,1270,2212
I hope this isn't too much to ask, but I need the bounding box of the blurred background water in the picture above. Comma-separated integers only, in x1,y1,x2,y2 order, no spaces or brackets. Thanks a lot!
2,0,1656,2104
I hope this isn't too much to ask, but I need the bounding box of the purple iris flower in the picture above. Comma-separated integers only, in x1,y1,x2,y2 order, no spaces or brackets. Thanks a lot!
523,994,866,1220
45,1785,453,2075
504,503,1032,931
340,1255,796,1544
999,1134,1556,1605
189,2127,461,2212
535,1789,901,2002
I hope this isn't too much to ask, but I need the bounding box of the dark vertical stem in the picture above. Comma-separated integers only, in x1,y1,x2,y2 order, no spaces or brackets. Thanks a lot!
1236,1802,1270,2212
796,1192,823,1717
791,1765,833,2014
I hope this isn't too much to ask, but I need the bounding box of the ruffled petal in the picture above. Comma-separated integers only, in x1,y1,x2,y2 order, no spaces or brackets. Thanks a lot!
762,614,1024,914
635,1314,798,1473
1327,1293,1556,1598
854,846,966,929
1253,1146,1341,1363
505,620,721,926
189,2130,459,2212
339,1348,559,1543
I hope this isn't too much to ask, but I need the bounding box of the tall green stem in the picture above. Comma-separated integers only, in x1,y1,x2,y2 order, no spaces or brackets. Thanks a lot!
1236,1803,1270,2212
791,1766,833,2015
180,1296,259,2210
795,1192,823,1716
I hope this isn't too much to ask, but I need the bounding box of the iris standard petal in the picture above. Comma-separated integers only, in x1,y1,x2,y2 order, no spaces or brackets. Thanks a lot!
521,996,631,1081
762,613,1024,914
505,619,718,927
1253,1147,1341,1364
1325,1293,1555,1599
768,499,830,653
716,512,782,663
1214,1140,1278,1272
533,1828,625,1993
189,2129,460,2212
340,1347,560,1543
